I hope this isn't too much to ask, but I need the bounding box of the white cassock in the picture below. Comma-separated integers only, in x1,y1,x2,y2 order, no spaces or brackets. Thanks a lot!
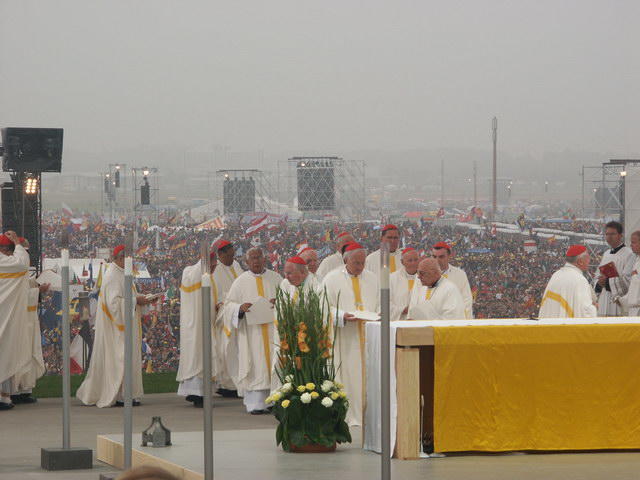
442,265,473,319
408,277,465,320
223,269,282,412
212,260,244,391
539,263,597,318
12,280,45,393
389,269,416,321
316,252,344,280
365,249,402,277
322,268,379,427
618,256,640,315
0,245,31,392
176,261,219,397
593,244,635,316
76,263,143,407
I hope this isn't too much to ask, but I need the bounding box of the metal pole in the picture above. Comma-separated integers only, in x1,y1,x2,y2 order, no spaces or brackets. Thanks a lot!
440,159,444,208
473,160,478,209
61,248,71,449
581,167,585,219
380,242,391,480
201,241,214,480
492,117,497,223
123,254,134,469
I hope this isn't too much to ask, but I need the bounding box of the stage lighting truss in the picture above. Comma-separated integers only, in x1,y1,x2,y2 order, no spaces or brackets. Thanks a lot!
215,169,275,215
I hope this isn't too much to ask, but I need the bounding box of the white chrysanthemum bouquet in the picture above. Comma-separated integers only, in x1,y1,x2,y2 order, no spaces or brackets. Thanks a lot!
269,288,351,452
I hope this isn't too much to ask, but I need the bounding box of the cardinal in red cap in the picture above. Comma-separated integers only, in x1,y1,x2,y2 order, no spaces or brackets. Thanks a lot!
430,241,473,318
364,224,401,276
0,230,31,408
298,247,319,275
316,232,355,279
282,256,314,294
321,236,378,427
538,245,596,318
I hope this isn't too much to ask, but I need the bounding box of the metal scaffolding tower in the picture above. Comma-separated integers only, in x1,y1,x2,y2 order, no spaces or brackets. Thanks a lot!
278,156,366,220
215,169,275,215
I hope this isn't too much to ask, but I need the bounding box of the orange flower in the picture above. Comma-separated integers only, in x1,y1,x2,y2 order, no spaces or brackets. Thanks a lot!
280,340,289,351
295,356,302,370
297,331,307,343
322,349,330,358
298,322,307,332
298,341,310,353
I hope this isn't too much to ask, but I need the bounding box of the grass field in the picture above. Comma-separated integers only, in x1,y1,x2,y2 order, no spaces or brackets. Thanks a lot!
32,372,178,398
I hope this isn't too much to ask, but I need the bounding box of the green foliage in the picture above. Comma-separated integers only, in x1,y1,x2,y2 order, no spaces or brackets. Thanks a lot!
269,287,351,451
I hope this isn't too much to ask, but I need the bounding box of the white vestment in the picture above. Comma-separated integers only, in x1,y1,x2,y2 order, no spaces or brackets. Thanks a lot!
618,257,640,315
0,245,31,386
316,252,344,280
408,277,465,320
594,245,635,316
223,269,282,411
76,263,143,407
538,263,597,318
212,260,243,391
365,248,402,277
322,268,379,427
12,282,45,392
442,265,473,319
389,269,416,321
176,260,219,397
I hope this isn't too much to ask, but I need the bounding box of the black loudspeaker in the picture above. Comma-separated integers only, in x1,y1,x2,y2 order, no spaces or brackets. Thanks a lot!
1,127,63,172
141,182,150,205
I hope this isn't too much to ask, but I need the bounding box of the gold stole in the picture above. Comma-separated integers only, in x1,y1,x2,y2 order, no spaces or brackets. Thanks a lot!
408,278,415,292
390,255,396,273
230,266,238,279
255,276,271,372
425,287,434,300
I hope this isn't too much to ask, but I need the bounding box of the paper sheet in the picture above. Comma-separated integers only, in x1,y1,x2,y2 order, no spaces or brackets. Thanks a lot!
348,310,380,321
36,269,62,290
245,296,275,325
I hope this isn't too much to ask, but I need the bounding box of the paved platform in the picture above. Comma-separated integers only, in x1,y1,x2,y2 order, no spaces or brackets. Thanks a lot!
3,393,640,479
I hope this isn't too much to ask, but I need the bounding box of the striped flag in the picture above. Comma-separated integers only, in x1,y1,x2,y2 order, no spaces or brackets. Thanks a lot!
136,245,150,256
246,214,269,236
170,239,187,250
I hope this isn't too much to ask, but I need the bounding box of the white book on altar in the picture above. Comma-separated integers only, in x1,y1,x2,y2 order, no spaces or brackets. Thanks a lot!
246,296,275,325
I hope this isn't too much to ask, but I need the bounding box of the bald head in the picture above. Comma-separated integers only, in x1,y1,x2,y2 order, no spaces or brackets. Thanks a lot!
417,258,442,287
246,247,266,274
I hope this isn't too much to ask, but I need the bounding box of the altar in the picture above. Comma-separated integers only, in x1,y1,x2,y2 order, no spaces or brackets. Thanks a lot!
364,318,640,459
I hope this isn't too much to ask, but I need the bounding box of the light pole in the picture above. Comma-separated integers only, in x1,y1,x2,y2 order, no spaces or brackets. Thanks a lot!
492,117,497,223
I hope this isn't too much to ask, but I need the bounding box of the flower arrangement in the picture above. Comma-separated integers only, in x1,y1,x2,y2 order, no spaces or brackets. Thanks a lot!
268,287,351,452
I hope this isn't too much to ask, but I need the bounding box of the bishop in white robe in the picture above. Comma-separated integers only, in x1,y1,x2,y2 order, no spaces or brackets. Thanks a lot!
223,247,282,414
322,243,379,427
539,245,597,318
299,247,320,276
431,241,473,318
617,231,640,315
176,251,221,407
408,258,465,320
390,247,419,320
316,232,354,280
365,224,402,276
593,222,635,316
0,232,31,410
211,240,244,397
76,245,155,408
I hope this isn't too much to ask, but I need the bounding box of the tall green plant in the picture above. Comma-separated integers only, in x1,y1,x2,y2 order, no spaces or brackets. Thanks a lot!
269,287,351,451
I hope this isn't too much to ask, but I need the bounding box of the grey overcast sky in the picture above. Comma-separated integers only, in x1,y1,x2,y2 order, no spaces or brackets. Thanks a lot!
1,0,638,158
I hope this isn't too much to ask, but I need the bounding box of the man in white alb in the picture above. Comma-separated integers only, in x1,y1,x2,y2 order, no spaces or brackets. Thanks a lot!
176,249,222,407
212,239,243,398
322,242,379,426
616,231,640,315
431,241,473,318
316,232,354,280
593,221,635,316
408,258,465,320
365,224,402,276
298,246,320,279
390,247,419,320
223,247,282,414
77,245,156,407
539,245,597,318
0,232,31,410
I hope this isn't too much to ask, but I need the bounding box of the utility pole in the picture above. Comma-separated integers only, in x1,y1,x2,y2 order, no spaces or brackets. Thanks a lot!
492,117,498,223
473,160,478,207
440,158,445,208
